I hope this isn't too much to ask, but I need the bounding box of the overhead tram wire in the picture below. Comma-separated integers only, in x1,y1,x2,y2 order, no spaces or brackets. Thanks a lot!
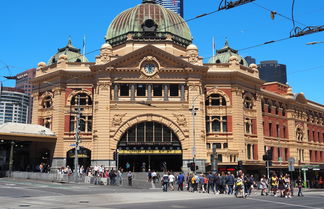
162,0,256,31
252,2,307,27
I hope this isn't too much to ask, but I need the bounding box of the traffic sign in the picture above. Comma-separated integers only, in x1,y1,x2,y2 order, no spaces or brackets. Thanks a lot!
288,157,295,171
288,157,295,164
70,144,76,146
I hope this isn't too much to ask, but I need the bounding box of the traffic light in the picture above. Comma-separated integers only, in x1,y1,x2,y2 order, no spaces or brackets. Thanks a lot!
189,162,196,171
267,149,273,160
237,160,243,170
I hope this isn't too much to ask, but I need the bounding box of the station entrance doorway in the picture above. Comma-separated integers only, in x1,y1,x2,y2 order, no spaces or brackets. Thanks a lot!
117,121,182,172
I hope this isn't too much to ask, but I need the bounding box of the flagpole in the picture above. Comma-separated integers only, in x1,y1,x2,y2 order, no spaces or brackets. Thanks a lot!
82,35,86,62
212,37,215,58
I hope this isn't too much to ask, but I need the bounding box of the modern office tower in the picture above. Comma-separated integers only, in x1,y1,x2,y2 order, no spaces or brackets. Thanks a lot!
15,68,36,123
259,60,287,84
156,0,184,17
0,83,30,125
245,56,256,65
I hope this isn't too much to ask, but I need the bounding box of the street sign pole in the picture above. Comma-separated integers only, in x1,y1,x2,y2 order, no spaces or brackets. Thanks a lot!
266,160,270,180
74,95,81,182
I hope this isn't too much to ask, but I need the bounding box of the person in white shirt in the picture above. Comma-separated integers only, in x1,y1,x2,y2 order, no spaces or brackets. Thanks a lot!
152,171,157,183
169,172,175,191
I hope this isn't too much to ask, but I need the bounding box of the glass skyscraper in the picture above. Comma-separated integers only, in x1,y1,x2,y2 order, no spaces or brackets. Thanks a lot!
156,0,184,17
0,83,30,125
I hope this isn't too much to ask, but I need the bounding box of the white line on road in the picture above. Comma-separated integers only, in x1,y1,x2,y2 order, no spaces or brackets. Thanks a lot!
249,197,322,209
151,181,156,189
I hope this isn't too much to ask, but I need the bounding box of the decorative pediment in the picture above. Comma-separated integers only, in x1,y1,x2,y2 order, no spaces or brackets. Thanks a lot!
90,45,207,73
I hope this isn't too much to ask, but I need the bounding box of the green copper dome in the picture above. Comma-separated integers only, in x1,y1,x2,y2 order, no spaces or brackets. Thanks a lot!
106,0,192,47
48,40,88,65
208,41,248,67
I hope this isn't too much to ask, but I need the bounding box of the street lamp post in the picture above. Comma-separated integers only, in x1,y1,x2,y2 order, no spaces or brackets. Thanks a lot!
190,95,200,173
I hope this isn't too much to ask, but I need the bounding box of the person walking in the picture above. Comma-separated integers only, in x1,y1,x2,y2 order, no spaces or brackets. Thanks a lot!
260,175,269,196
207,172,215,194
226,172,235,195
296,176,304,197
169,172,175,191
162,173,169,192
177,172,185,191
127,171,133,186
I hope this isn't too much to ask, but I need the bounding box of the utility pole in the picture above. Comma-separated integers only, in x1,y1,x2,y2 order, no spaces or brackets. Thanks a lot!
8,141,14,177
74,94,81,182
190,94,200,174
211,144,218,172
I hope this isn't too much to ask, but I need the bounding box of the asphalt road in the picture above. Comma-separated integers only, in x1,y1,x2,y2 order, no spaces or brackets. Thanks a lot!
0,178,323,209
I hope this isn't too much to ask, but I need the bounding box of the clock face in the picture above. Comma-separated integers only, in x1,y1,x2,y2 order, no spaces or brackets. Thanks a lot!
144,63,156,74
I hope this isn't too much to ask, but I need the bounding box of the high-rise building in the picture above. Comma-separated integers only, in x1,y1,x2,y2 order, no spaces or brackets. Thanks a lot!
0,83,30,125
258,60,287,84
156,0,184,17
244,56,256,65
16,68,36,123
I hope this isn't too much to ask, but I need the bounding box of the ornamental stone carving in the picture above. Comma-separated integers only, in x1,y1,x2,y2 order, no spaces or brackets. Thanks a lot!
186,44,199,64
98,82,111,91
97,43,113,64
112,113,127,126
173,114,187,127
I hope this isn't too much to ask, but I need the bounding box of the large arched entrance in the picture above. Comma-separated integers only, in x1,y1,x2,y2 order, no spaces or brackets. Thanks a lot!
117,121,182,172
66,147,91,171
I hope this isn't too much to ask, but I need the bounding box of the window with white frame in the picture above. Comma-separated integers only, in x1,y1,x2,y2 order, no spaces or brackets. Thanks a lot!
206,116,227,133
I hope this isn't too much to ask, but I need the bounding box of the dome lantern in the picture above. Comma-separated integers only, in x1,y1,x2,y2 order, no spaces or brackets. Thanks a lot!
208,40,248,66
48,39,88,65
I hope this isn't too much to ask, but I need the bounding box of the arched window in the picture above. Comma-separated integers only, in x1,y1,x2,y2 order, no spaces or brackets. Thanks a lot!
71,93,92,106
42,95,53,109
296,128,304,141
244,96,253,109
206,94,226,106
119,122,180,146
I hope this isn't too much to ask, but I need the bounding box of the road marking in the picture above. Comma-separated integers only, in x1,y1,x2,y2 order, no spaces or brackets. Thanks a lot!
151,181,156,189
249,197,322,209
170,205,186,208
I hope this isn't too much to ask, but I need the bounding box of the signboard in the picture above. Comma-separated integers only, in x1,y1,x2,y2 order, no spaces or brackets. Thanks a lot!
288,157,295,172
119,150,182,155
300,165,321,171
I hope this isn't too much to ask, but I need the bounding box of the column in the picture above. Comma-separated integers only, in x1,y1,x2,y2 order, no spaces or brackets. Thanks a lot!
272,147,278,161
131,84,135,101
147,84,152,101
114,84,119,101
253,144,258,160
180,84,185,101
164,84,168,101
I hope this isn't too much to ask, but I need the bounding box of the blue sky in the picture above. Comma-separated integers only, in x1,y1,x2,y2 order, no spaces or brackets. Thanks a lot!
0,0,323,104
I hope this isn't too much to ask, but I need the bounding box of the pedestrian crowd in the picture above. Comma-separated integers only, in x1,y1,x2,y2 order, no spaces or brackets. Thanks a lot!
149,170,305,198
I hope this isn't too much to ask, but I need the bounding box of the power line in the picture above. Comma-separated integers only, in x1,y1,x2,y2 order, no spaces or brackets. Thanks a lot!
252,2,307,27
162,0,255,31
